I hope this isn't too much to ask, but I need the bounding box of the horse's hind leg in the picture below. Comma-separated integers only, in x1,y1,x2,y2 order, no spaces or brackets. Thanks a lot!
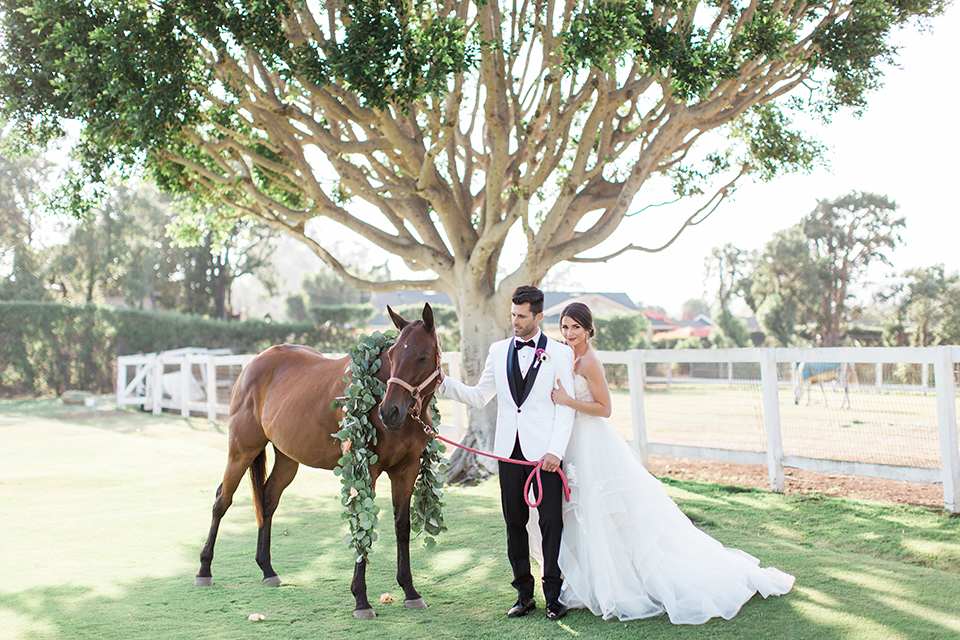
253,448,299,585
195,452,260,586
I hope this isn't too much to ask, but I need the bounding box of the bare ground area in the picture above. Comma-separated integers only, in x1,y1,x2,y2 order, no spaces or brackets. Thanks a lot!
647,455,947,510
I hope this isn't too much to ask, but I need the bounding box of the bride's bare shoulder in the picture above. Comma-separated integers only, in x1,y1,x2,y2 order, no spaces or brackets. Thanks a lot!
579,350,606,378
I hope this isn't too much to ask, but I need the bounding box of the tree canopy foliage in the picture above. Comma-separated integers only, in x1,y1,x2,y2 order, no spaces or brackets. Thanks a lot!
1,0,944,308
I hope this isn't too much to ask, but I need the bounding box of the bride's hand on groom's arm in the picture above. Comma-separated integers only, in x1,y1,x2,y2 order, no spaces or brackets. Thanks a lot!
552,380,572,407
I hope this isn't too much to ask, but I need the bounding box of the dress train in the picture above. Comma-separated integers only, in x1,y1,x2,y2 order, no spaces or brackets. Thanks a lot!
528,374,794,624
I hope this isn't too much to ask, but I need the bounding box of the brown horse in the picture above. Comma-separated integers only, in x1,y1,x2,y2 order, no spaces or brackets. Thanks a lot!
195,304,441,618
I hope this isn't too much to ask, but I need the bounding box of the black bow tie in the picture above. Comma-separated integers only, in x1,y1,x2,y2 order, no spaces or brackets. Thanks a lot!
516,340,536,349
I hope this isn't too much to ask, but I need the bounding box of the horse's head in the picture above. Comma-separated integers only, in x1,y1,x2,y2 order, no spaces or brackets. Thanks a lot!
378,303,442,430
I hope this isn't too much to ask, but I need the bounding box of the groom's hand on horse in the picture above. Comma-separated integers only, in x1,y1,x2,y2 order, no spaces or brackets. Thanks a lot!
540,453,561,473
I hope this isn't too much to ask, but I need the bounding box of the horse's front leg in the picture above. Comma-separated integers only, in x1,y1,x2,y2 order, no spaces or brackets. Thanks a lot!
351,474,378,619
351,558,375,618
390,464,426,609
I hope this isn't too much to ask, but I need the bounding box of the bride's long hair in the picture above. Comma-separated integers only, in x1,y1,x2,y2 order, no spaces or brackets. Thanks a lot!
560,302,595,340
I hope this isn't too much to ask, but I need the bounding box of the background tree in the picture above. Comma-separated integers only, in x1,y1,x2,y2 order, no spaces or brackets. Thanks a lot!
161,211,279,319
591,313,651,351
803,192,904,346
744,224,819,346
744,192,904,346
1,0,945,478
680,298,711,320
0,146,53,301
705,243,752,348
878,265,960,346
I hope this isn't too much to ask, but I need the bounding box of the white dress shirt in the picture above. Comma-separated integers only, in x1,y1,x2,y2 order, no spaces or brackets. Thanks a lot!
515,331,542,377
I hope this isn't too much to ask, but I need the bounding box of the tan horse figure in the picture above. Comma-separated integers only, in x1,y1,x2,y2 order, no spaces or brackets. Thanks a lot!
195,304,441,618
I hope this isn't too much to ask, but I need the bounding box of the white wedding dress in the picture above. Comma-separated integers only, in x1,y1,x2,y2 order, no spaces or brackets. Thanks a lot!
529,374,794,624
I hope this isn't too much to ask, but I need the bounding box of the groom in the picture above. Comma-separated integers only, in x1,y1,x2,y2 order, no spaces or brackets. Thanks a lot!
438,285,576,620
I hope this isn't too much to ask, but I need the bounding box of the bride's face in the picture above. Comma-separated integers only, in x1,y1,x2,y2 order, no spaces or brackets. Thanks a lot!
560,316,589,348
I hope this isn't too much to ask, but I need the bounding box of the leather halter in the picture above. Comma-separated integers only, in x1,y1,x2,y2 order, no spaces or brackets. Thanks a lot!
385,336,442,416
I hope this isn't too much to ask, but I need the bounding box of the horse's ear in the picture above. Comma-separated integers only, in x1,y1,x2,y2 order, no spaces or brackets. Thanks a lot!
422,303,435,333
387,305,409,331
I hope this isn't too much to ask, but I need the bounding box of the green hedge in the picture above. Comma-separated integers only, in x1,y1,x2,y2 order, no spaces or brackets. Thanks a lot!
0,301,363,396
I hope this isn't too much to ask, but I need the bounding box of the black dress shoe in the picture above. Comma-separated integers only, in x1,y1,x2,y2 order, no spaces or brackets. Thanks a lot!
545,601,569,621
507,597,536,618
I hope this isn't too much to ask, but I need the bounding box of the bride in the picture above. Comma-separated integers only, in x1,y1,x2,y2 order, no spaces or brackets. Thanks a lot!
530,302,794,624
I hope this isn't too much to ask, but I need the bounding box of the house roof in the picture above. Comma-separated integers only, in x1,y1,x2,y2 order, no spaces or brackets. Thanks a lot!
644,310,676,332
675,314,715,329
542,291,639,324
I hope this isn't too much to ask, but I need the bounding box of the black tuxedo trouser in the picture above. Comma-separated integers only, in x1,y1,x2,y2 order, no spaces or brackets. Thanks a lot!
499,437,564,604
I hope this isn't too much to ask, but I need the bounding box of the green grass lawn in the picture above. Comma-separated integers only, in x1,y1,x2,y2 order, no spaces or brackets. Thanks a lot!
2,397,959,639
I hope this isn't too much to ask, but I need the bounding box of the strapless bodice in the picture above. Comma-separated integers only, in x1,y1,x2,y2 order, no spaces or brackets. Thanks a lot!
574,373,594,403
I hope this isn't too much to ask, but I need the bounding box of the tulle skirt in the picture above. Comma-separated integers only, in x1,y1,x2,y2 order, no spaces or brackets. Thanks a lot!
529,414,794,624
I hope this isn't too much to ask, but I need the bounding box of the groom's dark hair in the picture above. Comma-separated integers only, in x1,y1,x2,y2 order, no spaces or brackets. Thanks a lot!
512,285,544,315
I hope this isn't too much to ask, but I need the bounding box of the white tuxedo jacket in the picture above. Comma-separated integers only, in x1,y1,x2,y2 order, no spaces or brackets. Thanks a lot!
438,336,576,461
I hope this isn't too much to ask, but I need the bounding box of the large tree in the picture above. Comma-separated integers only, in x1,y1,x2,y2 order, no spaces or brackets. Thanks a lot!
803,191,904,346
746,192,904,346
0,0,944,477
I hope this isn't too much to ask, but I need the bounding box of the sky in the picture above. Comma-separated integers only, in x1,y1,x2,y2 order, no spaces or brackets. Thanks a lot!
233,6,960,320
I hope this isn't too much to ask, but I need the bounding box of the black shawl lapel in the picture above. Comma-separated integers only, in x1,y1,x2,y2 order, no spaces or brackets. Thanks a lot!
517,333,549,407
507,339,521,406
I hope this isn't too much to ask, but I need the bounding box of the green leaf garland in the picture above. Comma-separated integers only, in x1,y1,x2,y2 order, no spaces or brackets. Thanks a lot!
332,330,447,562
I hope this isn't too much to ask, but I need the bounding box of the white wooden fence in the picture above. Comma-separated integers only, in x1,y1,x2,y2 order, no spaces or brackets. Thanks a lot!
116,348,255,421
116,345,960,513
446,345,960,514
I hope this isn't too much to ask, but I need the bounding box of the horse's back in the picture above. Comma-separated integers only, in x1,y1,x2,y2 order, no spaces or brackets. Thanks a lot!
230,344,350,468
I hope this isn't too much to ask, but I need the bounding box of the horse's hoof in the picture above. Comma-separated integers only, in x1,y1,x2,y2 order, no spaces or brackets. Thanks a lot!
404,598,428,609
262,576,282,586
194,576,213,586
353,608,377,619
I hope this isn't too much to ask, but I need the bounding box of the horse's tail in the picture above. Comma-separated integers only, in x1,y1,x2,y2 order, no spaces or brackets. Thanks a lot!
249,448,268,528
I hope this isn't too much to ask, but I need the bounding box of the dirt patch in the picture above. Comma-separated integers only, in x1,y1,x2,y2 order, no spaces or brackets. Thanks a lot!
647,455,946,510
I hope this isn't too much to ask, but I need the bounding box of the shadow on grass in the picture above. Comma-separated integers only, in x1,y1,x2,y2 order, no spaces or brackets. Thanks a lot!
5,479,960,640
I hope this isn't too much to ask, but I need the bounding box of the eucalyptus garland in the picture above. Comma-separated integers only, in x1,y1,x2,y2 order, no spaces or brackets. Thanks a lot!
332,330,447,563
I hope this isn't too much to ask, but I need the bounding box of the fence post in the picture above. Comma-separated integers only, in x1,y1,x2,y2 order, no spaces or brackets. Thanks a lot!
935,346,960,514
152,356,164,415
760,348,785,492
875,362,883,393
922,363,930,395
206,355,217,423
627,349,649,468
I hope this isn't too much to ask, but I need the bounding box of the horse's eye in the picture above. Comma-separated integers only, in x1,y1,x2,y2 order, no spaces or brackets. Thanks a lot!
418,356,427,363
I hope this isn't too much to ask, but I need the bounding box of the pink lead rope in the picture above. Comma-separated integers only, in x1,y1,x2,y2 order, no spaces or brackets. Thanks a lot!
421,423,571,508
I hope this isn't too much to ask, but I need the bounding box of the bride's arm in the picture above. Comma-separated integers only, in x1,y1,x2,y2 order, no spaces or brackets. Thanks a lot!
552,356,612,418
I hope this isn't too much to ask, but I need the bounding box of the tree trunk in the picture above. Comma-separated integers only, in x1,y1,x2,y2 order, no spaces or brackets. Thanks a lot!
444,290,510,483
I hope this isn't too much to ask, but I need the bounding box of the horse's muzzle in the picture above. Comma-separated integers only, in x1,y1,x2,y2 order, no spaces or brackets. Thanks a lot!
378,403,406,430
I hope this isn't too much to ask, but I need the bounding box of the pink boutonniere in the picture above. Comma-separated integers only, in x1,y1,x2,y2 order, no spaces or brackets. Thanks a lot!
534,348,549,366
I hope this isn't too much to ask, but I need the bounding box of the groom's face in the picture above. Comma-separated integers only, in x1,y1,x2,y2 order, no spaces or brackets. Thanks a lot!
511,302,543,339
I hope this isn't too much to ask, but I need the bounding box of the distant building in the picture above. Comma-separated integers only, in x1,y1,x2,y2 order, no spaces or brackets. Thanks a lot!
650,313,716,343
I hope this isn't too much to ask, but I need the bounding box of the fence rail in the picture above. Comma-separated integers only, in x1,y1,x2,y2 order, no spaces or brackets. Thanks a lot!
117,345,960,513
